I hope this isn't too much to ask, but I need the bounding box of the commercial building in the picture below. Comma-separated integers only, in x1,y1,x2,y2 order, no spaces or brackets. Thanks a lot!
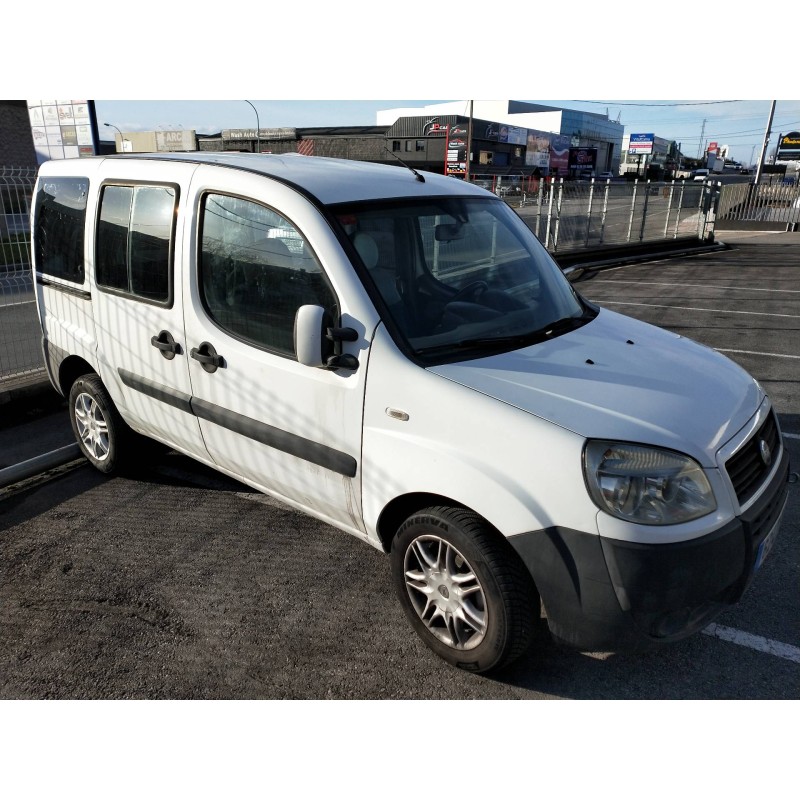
100,100,625,184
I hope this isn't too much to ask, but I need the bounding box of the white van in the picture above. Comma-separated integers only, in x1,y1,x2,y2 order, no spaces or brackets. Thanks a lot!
32,153,790,673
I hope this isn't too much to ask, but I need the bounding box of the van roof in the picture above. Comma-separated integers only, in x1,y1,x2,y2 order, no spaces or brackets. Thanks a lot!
39,152,492,206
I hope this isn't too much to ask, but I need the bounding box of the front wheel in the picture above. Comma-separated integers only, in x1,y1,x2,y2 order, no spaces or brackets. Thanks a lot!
390,506,541,673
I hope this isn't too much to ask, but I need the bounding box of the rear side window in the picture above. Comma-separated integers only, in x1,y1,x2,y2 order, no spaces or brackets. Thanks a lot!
96,184,176,303
199,193,337,358
34,177,89,283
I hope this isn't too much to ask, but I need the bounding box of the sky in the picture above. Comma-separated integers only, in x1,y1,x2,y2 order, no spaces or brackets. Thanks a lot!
91,98,800,167
11,3,798,171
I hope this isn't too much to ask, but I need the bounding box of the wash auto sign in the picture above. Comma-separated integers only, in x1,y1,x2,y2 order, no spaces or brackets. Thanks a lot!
777,131,800,161
629,133,654,155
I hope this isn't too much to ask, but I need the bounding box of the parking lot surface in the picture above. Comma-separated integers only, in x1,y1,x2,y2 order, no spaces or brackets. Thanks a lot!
1,231,798,700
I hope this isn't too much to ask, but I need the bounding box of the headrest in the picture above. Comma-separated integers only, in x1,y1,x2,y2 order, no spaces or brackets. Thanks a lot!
353,233,379,269
250,237,294,268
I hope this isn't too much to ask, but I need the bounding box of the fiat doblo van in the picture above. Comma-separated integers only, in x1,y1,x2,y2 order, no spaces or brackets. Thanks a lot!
32,153,790,673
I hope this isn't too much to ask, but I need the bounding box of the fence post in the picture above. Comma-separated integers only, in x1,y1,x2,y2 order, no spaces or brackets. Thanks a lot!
599,180,610,245
534,179,544,241
545,178,555,250
673,181,686,238
584,179,596,247
664,180,676,238
552,178,564,251
639,180,651,242
627,180,639,242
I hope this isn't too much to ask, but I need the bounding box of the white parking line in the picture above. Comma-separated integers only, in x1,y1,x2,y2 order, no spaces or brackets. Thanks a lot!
589,279,800,294
702,624,800,664
716,348,800,360
602,300,800,319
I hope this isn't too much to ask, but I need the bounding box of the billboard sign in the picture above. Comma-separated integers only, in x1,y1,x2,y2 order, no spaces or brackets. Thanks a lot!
629,133,654,155
569,148,598,172
550,134,571,175
777,131,800,161
28,100,99,163
155,130,197,152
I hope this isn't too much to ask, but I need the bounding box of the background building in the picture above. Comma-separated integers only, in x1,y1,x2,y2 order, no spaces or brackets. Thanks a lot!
0,101,37,168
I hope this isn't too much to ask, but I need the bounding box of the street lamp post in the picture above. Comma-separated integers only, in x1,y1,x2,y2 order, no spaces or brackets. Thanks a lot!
244,101,260,154
104,122,128,153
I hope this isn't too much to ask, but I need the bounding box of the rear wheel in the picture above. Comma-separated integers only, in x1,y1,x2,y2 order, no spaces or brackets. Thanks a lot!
69,373,134,474
390,506,541,673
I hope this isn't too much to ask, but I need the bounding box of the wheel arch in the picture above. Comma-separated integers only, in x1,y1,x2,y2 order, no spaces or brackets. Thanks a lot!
58,355,98,396
376,492,518,555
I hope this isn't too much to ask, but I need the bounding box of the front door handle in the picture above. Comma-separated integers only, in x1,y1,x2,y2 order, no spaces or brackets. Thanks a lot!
151,330,182,360
190,341,225,373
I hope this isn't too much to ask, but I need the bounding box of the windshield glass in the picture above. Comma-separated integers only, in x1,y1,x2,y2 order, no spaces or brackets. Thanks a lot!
335,196,590,362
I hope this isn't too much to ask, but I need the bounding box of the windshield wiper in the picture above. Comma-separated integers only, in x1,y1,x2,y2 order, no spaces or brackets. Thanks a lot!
416,312,592,355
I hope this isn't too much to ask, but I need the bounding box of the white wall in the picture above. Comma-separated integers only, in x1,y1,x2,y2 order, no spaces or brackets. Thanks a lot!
377,101,564,134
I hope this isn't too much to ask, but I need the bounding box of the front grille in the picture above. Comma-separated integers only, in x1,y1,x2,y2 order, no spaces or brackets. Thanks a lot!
725,411,781,506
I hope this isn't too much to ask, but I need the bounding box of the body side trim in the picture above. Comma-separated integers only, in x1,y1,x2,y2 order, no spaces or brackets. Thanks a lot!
117,368,358,477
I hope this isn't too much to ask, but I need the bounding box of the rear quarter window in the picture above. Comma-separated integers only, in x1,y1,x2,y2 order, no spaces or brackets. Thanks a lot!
33,177,89,283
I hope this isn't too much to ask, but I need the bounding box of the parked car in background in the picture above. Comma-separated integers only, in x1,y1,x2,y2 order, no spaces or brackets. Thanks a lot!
597,171,615,180
692,169,711,182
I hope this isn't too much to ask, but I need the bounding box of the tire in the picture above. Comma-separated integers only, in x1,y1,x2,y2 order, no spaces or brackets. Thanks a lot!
390,506,541,673
68,373,135,475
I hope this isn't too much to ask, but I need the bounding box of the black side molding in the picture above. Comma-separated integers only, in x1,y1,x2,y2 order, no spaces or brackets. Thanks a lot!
191,398,358,478
117,369,358,478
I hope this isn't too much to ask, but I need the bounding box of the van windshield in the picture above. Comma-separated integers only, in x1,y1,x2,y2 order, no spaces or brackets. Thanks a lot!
334,196,592,362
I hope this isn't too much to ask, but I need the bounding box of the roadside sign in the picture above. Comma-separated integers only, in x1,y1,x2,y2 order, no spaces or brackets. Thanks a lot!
629,133,654,155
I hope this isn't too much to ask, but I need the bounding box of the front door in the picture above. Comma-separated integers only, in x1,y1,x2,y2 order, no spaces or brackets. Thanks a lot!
181,166,368,533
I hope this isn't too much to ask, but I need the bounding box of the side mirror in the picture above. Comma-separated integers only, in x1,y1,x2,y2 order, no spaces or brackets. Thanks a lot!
294,305,359,372
294,305,327,368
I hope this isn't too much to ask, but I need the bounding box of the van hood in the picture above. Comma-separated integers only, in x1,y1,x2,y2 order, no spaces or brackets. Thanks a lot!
428,308,763,466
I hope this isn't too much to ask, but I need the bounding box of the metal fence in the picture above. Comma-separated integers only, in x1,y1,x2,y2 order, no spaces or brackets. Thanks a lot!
716,180,800,230
468,177,714,252
0,166,42,395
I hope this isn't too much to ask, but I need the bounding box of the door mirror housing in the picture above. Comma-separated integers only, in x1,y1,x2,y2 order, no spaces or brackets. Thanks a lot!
294,305,359,371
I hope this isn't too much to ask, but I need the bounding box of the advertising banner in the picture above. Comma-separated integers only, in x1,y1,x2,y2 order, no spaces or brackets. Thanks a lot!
155,130,197,152
777,131,800,161
629,133,654,155
550,134,571,175
28,100,99,163
525,131,551,168
569,148,598,172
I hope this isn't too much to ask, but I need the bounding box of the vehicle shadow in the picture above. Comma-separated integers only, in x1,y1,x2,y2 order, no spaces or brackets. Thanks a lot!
487,627,796,700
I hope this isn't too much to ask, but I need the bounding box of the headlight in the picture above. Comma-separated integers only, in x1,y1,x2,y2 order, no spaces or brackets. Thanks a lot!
583,441,716,525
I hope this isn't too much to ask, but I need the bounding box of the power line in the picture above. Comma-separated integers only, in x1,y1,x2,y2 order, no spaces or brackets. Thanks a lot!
571,100,743,107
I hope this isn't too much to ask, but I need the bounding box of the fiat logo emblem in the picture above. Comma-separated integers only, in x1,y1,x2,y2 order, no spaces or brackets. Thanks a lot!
759,439,772,467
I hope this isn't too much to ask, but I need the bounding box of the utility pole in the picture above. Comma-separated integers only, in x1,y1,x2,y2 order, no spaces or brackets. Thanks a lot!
465,100,473,182
696,119,707,160
754,100,776,185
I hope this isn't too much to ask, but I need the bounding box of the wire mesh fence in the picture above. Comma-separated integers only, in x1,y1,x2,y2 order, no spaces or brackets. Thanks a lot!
1,166,43,393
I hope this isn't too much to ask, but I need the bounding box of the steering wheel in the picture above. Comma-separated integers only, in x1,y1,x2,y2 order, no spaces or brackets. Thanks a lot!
450,281,489,304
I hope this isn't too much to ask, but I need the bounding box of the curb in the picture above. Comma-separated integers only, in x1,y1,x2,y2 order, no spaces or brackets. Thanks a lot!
0,443,82,490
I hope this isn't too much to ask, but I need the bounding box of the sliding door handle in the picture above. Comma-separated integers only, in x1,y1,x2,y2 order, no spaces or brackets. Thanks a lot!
151,330,182,359
190,341,225,373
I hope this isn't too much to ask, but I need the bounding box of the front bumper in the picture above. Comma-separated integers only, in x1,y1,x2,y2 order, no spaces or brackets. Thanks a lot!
510,447,790,652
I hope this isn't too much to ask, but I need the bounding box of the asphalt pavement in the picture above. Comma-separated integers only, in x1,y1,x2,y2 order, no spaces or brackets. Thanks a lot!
0,229,797,700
